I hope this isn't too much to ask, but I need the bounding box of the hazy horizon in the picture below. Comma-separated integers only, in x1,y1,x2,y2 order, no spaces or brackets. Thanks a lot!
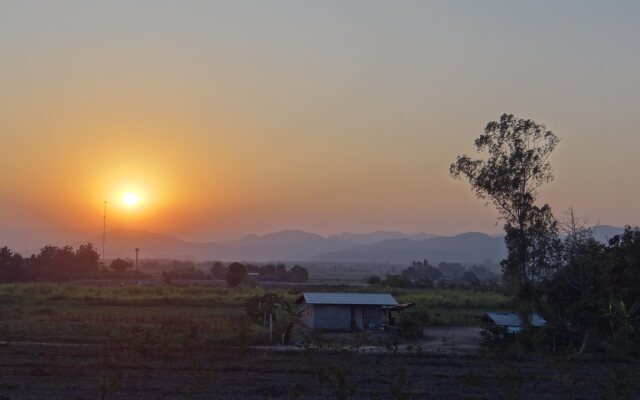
2,1,640,250
3,224,631,255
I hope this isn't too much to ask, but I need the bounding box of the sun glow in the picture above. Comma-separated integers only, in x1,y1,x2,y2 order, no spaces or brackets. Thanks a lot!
122,192,140,207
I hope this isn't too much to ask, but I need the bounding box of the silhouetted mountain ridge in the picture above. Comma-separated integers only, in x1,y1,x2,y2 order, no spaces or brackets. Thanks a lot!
311,232,507,264
86,226,629,263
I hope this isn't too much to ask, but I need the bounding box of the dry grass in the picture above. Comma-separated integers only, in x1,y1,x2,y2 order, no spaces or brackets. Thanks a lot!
0,283,510,343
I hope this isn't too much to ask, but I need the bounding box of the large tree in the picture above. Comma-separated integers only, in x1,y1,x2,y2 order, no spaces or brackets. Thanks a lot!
226,262,248,288
288,265,309,283
210,261,227,279
450,114,561,297
0,247,26,282
75,243,100,274
110,258,132,273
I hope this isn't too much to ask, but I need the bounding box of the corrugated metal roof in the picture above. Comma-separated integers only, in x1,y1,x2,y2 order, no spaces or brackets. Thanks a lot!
299,292,399,306
485,312,547,328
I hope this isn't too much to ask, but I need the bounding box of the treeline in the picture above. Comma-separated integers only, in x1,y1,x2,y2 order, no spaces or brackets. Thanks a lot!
0,243,144,282
212,262,309,287
540,225,640,355
369,260,500,288
0,244,311,286
159,261,309,287
449,113,639,356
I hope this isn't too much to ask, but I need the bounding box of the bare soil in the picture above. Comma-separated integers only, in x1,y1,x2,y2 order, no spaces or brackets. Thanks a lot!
420,326,483,354
1,341,638,400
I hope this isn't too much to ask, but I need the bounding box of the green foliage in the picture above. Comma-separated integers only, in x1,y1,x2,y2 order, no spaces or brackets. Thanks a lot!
539,223,640,356
164,265,207,280
210,261,226,279
460,270,480,284
256,263,309,283
367,275,381,285
0,247,26,282
451,114,561,296
381,273,412,288
606,299,640,356
225,262,247,287
605,227,640,308
109,258,132,273
438,262,464,279
403,260,440,283
288,265,309,283
0,282,512,347
1,243,102,282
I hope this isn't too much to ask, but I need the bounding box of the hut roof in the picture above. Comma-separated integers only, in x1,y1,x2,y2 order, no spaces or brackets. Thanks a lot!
296,292,398,306
484,312,547,330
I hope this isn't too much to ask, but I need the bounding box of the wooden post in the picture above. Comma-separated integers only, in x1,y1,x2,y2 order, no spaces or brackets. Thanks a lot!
269,313,273,343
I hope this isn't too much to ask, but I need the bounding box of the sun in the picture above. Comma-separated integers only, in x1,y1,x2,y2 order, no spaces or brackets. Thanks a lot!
122,192,140,207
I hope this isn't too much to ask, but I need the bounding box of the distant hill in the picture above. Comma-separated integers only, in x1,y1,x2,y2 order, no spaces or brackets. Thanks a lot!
311,232,508,264
327,231,437,245
87,225,630,263
214,230,346,261
94,229,346,261
94,229,209,260
591,225,626,244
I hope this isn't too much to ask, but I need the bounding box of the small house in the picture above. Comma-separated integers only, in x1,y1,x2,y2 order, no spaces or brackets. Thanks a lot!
296,292,398,331
481,312,547,336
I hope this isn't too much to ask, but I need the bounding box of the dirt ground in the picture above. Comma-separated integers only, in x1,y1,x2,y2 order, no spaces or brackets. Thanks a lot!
420,326,483,354
1,341,638,400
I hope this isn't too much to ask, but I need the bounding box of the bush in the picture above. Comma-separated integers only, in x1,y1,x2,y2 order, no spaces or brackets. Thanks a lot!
226,262,248,288
367,275,381,285
110,258,132,273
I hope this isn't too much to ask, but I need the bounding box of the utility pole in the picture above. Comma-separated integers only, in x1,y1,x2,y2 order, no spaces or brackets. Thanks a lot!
135,248,139,270
102,200,107,264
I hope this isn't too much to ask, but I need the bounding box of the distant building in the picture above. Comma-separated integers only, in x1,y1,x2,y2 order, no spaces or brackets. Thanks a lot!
481,312,547,336
296,292,398,331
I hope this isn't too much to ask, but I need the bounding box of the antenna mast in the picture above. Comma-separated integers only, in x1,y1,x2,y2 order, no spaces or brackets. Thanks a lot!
102,200,107,264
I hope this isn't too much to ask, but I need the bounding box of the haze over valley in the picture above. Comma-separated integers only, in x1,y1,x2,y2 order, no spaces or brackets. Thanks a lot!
62,225,625,264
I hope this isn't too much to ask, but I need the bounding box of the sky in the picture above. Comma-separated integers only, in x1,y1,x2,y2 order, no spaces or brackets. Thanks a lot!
1,1,639,248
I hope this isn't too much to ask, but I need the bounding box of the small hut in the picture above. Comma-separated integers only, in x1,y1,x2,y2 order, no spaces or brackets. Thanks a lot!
481,312,547,337
296,292,398,331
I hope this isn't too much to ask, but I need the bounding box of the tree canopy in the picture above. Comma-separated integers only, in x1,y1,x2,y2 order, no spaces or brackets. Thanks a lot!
451,114,561,292
226,262,248,287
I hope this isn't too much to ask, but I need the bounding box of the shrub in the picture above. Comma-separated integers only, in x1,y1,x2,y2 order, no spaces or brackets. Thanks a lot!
226,263,248,288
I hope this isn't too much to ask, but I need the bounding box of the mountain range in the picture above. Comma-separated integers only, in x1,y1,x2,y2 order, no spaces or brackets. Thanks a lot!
82,225,627,264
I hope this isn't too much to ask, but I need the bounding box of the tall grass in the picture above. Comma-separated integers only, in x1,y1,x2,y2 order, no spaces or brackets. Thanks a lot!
0,283,510,342
394,289,510,310
0,283,296,307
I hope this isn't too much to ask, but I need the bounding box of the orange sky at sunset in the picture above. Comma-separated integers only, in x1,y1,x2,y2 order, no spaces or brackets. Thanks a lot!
1,1,639,249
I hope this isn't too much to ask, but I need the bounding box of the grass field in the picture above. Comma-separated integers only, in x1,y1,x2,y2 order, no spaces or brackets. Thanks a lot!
0,283,279,345
1,283,637,400
0,283,511,344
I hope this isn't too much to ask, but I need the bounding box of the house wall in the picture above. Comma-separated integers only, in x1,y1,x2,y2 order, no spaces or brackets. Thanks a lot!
352,305,383,330
313,305,353,331
298,301,386,331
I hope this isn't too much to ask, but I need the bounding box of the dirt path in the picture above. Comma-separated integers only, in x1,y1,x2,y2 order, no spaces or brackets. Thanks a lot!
419,326,483,354
1,342,638,399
